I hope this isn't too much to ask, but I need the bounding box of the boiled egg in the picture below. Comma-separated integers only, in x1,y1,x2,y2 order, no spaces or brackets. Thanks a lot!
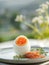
14,35,30,55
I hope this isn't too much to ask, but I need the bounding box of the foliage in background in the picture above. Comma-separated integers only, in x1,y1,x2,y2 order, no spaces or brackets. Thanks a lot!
1,1,49,42
15,1,49,39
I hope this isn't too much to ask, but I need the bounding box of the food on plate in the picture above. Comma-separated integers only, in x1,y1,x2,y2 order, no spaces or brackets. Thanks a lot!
24,51,45,59
13,35,47,59
14,46,47,59
14,35,30,55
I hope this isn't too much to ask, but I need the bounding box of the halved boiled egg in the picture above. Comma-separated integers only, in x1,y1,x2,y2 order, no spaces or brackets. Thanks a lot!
14,35,30,55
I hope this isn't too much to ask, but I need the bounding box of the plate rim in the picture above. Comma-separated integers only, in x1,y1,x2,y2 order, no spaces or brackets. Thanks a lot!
0,46,49,64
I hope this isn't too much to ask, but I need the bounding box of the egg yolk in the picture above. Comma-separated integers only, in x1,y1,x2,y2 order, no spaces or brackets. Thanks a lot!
16,37,27,46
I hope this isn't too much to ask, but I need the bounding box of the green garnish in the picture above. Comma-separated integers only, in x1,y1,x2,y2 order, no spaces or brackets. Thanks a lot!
13,55,25,59
13,48,48,59
31,48,48,56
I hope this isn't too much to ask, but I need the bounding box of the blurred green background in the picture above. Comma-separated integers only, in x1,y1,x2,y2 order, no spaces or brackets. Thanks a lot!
0,0,49,42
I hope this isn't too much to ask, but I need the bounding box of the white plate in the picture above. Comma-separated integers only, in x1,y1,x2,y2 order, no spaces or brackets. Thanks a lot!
0,46,49,64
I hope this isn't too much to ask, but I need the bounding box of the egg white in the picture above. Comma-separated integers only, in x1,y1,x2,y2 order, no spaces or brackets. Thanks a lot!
13,35,30,55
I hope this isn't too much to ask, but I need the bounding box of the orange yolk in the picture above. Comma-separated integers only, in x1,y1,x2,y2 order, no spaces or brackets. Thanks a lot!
16,37,27,46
